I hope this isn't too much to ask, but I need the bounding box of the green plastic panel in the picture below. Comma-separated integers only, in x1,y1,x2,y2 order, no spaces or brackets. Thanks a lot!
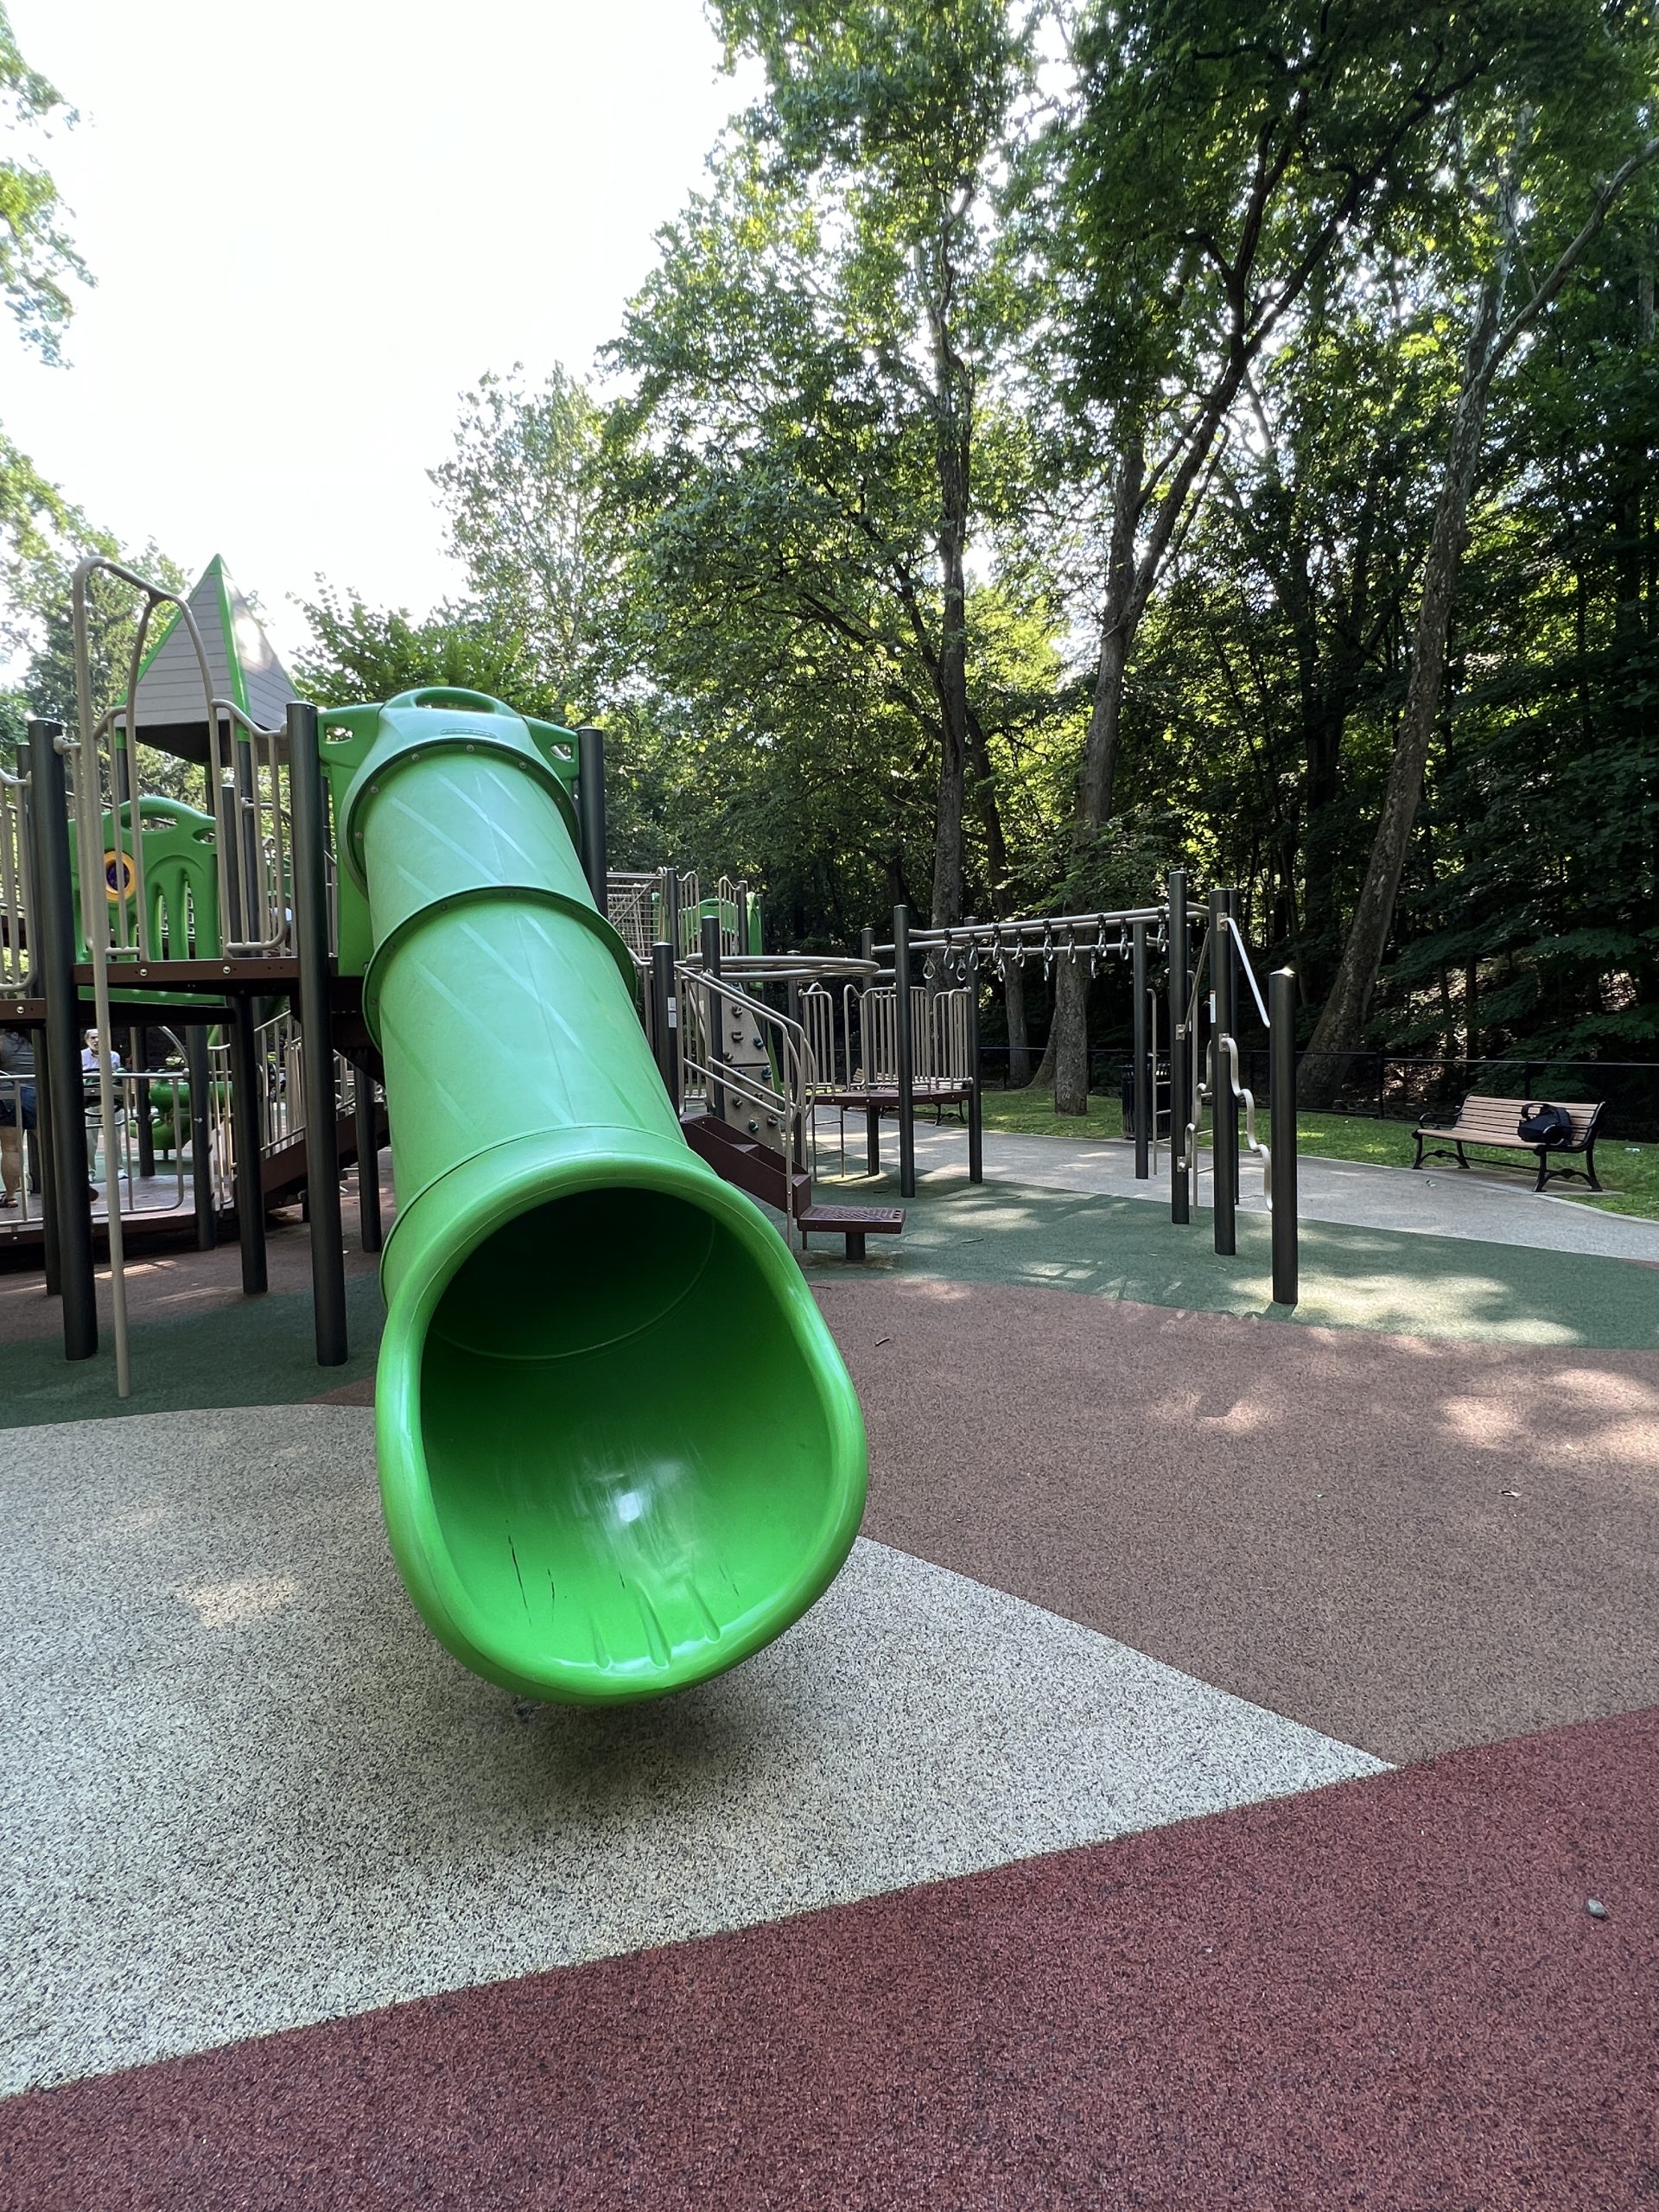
342,688,867,1704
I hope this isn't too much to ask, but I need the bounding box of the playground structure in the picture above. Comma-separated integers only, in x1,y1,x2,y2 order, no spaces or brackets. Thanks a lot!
2,552,1300,1702
3,559,868,1704
839,893,1300,1307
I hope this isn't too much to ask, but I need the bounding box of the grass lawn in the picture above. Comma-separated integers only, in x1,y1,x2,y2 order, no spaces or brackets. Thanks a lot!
977,1084,1659,1221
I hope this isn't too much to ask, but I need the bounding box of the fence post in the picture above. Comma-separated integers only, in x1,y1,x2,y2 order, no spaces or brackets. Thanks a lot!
1270,968,1298,1307
1168,871,1190,1225
894,904,916,1198
29,718,96,1359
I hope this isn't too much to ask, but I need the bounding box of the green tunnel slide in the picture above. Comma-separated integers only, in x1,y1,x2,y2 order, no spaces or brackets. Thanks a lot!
328,689,866,1703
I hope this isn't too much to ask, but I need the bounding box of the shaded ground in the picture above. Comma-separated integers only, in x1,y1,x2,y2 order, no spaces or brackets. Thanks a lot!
806,1169,1659,1346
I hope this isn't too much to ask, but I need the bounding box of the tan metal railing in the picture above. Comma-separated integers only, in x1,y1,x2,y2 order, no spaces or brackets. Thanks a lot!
675,965,817,1238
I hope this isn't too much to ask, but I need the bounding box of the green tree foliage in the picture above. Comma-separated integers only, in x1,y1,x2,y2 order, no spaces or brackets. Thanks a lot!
291,0,1659,1096
1024,0,1524,1103
0,1,89,364
429,365,602,724
1303,2,1659,1085
290,584,559,718
0,6,105,658
614,0,1033,935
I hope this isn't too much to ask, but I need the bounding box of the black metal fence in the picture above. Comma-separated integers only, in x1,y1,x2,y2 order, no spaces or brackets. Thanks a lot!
975,1045,1659,1144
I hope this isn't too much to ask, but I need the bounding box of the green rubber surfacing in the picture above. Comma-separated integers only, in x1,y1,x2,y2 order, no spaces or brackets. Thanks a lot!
804,1172,1659,1349
339,690,867,1704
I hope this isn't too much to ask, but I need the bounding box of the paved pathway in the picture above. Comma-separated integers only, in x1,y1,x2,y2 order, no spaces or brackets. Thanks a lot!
869,1116,1659,1262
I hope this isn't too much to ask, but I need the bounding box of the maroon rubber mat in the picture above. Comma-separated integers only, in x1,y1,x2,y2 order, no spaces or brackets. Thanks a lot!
823,1278,1659,1760
5,1707,1655,2211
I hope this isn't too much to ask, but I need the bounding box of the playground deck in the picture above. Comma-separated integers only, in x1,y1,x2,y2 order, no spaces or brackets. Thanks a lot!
3,1136,1656,2208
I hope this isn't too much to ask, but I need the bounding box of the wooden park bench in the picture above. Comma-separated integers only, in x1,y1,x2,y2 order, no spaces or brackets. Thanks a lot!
1411,1094,1605,1194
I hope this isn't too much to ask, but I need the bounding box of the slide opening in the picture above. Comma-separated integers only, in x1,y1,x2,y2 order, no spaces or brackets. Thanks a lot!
416,1185,838,1689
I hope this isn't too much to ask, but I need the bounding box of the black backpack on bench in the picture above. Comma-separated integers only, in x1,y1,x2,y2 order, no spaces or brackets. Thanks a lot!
1517,1102,1574,1149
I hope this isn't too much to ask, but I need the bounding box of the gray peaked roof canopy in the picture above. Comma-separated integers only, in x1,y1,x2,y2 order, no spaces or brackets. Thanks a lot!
122,556,299,762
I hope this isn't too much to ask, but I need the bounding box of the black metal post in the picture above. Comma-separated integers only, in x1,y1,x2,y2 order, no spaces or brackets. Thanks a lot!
1169,871,1190,1225
29,719,95,1357
576,727,607,910
1269,967,1299,1307
1211,886,1238,1257
131,1026,155,1178
785,978,808,1171
233,735,261,943
22,782,61,1293
893,903,916,1198
35,1048,61,1293
966,944,983,1185
185,1023,216,1249
227,994,267,1295
701,912,723,1121
288,701,344,1358
855,927,879,1172
651,940,679,1109
354,1071,383,1255
1131,918,1150,1180
215,757,243,949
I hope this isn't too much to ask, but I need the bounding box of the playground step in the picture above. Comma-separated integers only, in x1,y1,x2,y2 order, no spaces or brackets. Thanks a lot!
796,1202,906,1262
261,1103,390,1205
682,1111,791,1214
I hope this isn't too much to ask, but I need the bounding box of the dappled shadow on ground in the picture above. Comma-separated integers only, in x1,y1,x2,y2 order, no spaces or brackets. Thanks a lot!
811,1166,1659,1347
815,1273,1659,1761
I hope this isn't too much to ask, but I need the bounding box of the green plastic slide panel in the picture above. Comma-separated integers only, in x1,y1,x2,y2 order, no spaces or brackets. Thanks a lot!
340,689,867,1704
67,796,222,963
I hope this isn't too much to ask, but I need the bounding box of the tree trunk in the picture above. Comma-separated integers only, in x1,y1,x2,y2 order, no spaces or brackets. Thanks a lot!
1300,271,1505,1102
1302,139,1659,1103
1048,431,1147,1114
963,708,1025,1077
1004,962,1030,1085
925,244,971,931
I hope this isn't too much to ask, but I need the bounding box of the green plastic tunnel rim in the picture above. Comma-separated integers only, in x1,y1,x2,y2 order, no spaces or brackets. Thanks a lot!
376,1135,868,1704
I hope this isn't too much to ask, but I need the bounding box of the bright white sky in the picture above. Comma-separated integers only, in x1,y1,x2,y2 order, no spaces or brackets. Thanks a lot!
5,0,754,665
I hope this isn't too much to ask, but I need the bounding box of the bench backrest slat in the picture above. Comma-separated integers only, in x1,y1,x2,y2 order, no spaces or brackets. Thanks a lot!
1445,1095,1599,1141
